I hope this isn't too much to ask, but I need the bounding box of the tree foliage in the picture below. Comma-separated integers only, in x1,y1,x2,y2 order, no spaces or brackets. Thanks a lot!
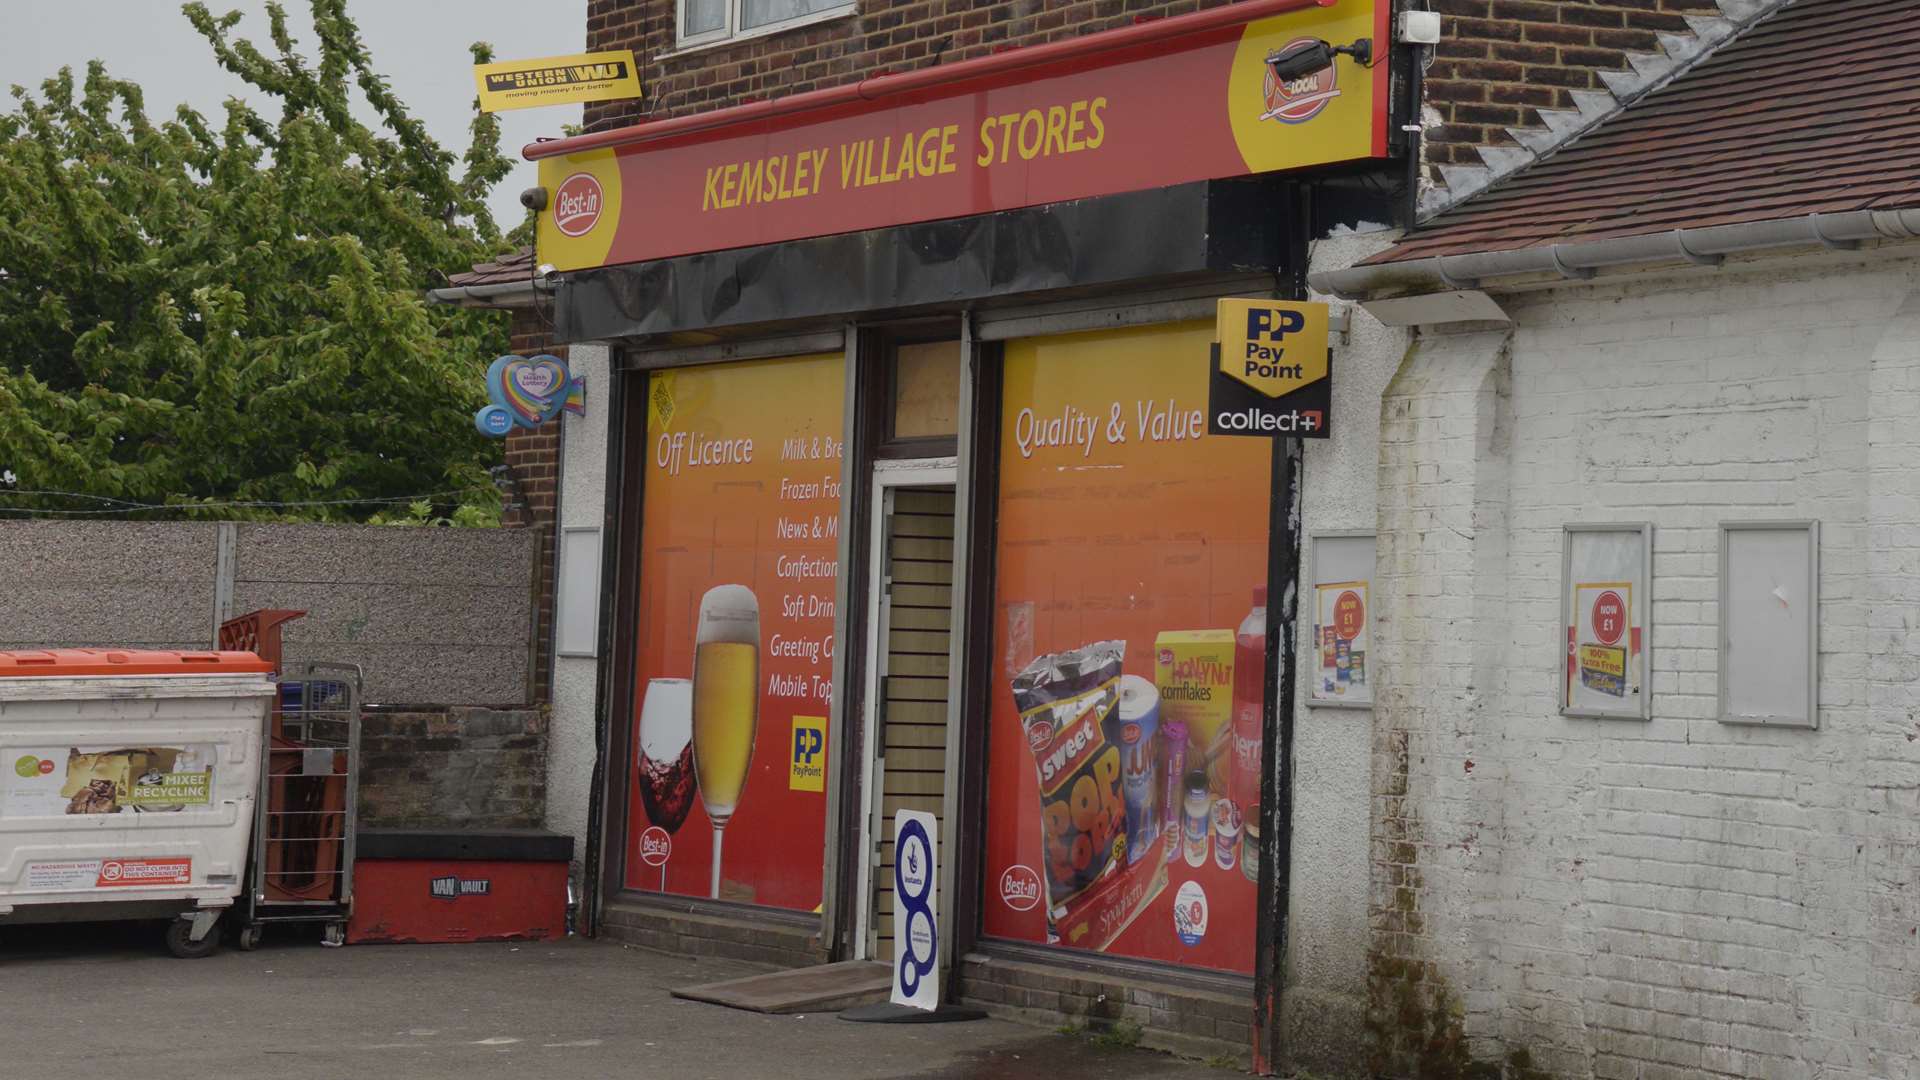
0,0,520,521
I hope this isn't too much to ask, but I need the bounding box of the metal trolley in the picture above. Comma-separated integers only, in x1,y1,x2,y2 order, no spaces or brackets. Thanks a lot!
236,662,362,949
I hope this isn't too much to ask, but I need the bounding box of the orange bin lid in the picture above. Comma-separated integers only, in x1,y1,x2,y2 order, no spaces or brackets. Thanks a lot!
0,649,275,678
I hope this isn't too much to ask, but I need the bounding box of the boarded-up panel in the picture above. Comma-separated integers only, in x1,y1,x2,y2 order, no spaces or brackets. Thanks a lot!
872,487,955,956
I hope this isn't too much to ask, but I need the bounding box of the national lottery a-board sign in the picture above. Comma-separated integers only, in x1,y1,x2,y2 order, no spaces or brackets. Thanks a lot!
1208,298,1332,439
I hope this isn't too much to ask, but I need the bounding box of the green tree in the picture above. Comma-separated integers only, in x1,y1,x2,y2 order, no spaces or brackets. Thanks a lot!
0,0,519,522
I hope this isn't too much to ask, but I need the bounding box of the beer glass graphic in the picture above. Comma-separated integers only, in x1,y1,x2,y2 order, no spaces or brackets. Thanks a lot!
692,584,759,899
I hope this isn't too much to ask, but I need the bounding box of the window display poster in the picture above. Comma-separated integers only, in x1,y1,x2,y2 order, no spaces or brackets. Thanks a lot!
625,353,844,910
1312,582,1369,704
1563,526,1648,718
984,321,1270,976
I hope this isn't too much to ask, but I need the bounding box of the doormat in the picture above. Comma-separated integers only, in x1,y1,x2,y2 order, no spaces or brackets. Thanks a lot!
670,960,890,1014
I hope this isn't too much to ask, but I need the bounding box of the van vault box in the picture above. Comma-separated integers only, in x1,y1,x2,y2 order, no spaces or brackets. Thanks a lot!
346,829,570,945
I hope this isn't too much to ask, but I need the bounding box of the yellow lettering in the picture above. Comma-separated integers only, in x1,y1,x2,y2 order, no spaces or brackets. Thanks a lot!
764,155,784,202
721,163,740,208
915,126,940,176
703,165,722,211
996,112,1021,164
863,138,883,186
939,124,958,174
810,148,829,193
1087,96,1107,149
790,151,809,198
894,130,916,179
976,118,996,168
1044,105,1068,156
740,158,765,206
1017,109,1044,161
1066,100,1088,152
839,142,860,189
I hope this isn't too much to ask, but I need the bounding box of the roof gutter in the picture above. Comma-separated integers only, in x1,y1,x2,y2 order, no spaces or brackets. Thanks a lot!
523,0,1333,161
1309,208,1920,314
425,279,553,310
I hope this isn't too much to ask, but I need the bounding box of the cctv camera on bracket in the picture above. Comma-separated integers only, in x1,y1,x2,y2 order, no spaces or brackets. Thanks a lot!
1265,37,1372,83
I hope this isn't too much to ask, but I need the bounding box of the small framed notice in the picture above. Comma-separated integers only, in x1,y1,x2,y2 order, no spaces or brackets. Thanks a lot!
1719,521,1818,728
1309,531,1375,707
1561,523,1652,720
556,526,603,658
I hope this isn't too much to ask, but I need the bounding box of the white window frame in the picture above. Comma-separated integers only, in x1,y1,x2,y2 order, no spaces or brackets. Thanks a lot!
674,0,858,54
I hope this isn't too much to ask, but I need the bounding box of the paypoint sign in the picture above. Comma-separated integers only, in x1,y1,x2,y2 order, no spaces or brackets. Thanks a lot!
1208,298,1331,439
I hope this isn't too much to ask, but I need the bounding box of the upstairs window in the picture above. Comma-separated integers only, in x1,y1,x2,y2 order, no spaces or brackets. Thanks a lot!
678,0,855,49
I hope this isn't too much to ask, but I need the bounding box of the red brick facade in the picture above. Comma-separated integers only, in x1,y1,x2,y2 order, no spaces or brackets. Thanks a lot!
503,312,564,703
1422,0,1721,169
583,0,1727,177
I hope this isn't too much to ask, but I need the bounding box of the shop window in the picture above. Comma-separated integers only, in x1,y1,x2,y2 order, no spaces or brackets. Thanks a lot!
678,0,855,50
890,340,960,441
982,320,1269,977
624,353,846,908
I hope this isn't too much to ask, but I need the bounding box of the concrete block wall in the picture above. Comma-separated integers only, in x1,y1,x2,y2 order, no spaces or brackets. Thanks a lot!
0,521,221,650
0,520,541,708
231,523,536,706
1372,260,1920,1077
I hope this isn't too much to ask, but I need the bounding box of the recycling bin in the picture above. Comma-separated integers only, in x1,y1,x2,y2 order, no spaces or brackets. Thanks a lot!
0,649,275,957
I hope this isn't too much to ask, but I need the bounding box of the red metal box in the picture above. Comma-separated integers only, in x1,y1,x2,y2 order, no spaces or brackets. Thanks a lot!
347,830,570,945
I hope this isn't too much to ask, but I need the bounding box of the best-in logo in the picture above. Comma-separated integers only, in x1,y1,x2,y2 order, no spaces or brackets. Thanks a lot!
1025,719,1054,752
639,826,673,868
1261,37,1341,124
553,172,603,237
999,865,1043,911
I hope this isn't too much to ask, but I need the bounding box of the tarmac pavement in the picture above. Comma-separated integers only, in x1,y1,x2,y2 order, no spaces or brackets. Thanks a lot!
0,922,1240,1080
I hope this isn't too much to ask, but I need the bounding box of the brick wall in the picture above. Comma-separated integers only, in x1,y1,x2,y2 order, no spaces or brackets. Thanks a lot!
504,310,564,703
358,706,550,828
1372,263,1920,1077
1422,0,1721,173
581,0,1723,182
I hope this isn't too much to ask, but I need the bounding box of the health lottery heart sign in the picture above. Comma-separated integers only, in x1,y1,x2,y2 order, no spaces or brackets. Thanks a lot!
475,354,586,437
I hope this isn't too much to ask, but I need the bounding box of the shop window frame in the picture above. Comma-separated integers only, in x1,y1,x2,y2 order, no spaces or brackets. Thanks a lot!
672,0,858,55
865,321,963,460
954,312,1269,997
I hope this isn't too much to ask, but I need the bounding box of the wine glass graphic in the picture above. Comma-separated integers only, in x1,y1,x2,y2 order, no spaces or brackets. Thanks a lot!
692,585,759,900
637,678,695,890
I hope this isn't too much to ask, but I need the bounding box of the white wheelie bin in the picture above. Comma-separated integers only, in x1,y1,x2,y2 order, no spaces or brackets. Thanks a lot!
0,649,275,957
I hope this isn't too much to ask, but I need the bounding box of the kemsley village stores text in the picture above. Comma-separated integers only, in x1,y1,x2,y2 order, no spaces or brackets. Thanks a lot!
701,96,1109,211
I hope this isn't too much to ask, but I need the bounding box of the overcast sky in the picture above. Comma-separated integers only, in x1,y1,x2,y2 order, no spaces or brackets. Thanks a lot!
1,0,589,230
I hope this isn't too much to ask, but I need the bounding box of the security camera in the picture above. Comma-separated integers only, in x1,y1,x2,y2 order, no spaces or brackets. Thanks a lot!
537,263,558,279
1266,38,1372,82
520,186,549,212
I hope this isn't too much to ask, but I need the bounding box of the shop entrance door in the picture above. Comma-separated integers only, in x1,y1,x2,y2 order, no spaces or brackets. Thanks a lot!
855,471,957,960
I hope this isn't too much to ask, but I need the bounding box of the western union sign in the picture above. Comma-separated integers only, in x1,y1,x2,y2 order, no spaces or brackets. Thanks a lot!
1208,299,1332,438
474,51,642,113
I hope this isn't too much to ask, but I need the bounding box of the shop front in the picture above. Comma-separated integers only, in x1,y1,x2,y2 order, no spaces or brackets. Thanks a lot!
528,0,1398,1062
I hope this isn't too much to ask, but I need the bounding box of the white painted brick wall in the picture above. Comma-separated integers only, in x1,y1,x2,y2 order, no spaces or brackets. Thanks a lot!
1374,258,1920,1078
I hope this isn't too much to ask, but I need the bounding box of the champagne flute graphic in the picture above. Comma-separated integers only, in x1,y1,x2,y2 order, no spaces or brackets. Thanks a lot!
692,585,759,900
636,678,695,890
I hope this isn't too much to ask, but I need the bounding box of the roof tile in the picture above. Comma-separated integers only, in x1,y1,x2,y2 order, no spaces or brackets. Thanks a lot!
1367,0,1920,265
